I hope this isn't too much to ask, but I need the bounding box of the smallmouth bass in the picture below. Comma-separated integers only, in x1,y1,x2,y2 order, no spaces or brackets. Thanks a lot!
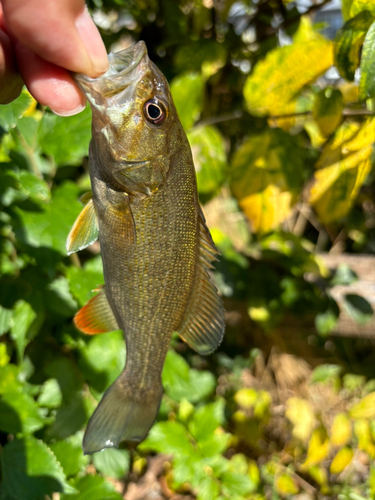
67,41,225,454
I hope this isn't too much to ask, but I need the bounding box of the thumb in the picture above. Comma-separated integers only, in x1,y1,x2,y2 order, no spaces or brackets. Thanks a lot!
2,0,108,77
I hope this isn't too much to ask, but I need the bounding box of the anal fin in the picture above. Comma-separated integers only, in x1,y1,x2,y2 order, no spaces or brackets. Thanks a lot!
74,287,119,335
177,207,225,355
66,193,99,255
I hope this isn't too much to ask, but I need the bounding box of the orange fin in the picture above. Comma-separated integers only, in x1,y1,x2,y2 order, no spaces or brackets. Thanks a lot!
177,207,225,355
74,288,119,335
66,193,98,255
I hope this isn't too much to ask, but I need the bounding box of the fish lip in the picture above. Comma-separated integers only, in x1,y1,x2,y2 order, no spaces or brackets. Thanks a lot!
75,41,147,86
73,41,148,105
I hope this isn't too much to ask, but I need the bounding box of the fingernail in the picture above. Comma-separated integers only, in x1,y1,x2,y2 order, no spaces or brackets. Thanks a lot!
76,7,108,76
52,103,86,117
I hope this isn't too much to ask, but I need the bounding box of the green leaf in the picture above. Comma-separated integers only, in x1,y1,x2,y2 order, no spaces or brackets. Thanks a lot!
0,91,33,131
0,305,12,335
50,440,88,478
0,364,22,394
342,293,373,324
92,448,130,479
221,471,255,497
10,300,37,361
162,349,215,403
45,276,78,317
311,364,342,384
139,420,195,455
350,0,375,17
187,126,227,201
334,10,374,81
78,330,125,393
67,264,104,307
13,181,82,254
37,378,63,408
189,399,225,442
197,475,220,500
359,20,375,99
39,106,92,166
170,73,204,130
315,306,339,335
244,17,332,116
0,389,45,434
331,264,358,286
61,475,123,500
230,129,304,233
47,394,88,440
1,437,76,500
312,88,343,137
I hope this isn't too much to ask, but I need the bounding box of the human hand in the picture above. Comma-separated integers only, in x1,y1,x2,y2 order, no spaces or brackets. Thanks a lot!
0,0,108,116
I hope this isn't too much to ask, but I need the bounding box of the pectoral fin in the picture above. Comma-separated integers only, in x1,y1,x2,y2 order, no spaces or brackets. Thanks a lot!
74,287,119,335
177,208,225,355
66,193,99,255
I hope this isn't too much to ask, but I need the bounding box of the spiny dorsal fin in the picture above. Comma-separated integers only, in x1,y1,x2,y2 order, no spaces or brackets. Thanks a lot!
66,193,99,255
177,208,225,355
74,287,119,335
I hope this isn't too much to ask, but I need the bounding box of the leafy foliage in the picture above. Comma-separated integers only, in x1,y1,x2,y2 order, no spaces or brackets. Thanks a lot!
0,0,375,499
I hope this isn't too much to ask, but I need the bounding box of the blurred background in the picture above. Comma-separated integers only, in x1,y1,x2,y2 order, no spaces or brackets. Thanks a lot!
1,0,375,499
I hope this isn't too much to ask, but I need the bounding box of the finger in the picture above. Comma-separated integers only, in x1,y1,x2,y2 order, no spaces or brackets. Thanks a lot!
16,42,86,116
0,29,23,104
2,0,108,77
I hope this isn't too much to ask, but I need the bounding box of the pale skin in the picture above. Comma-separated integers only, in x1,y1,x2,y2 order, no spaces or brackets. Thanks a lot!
0,0,109,115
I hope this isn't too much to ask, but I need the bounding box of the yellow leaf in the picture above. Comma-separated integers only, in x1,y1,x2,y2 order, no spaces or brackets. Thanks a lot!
248,460,260,487
350,392,375,419
230,129,304,233
309,118,374,223
330,447,354,474
354,418,375,457
244,17,333,116
308,465,328,486
276,474,299,495
302,427,330,468
234,388,258,409
331,413,352,446
286,397,316,442
350,0,375,17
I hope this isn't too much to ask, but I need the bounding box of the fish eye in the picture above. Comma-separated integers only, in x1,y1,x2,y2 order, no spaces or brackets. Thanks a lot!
143,98,167,125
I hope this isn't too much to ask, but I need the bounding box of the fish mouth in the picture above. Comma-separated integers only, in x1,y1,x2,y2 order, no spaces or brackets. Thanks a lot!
74,41,149,106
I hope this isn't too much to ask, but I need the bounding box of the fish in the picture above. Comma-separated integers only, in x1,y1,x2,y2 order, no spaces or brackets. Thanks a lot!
66,41,225,454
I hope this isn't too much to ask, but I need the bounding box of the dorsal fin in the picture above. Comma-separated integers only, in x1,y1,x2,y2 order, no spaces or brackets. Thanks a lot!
177,207,225,355
74,287,119,335
66,193,99,255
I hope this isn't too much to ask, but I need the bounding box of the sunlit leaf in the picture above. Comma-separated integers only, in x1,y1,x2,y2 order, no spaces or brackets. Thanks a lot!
50,440,88,478
285,397,316,442
0,389,45,434
302,427,330,468
330,447,354,474
10,300,38,361
188,125,227,201
61,475,122,500
170,73,204,130
92,448,130,479
39,106,92,166
230,129,304,232
350,0,375,17
0,91,33,131
359,20,375,99
310,118,375,223
353,418,375,456
139,420,195,455
162,349,215,403
244,17,333,116
276,474,299,495
334,10,374,81
37,378,63,409
350,392,375,418
331,413,352,446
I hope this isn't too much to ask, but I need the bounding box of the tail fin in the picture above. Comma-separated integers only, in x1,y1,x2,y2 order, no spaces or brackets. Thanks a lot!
83,373,163,454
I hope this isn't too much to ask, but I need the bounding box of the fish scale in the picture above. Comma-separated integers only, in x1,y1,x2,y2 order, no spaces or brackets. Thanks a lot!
66,41,225,454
